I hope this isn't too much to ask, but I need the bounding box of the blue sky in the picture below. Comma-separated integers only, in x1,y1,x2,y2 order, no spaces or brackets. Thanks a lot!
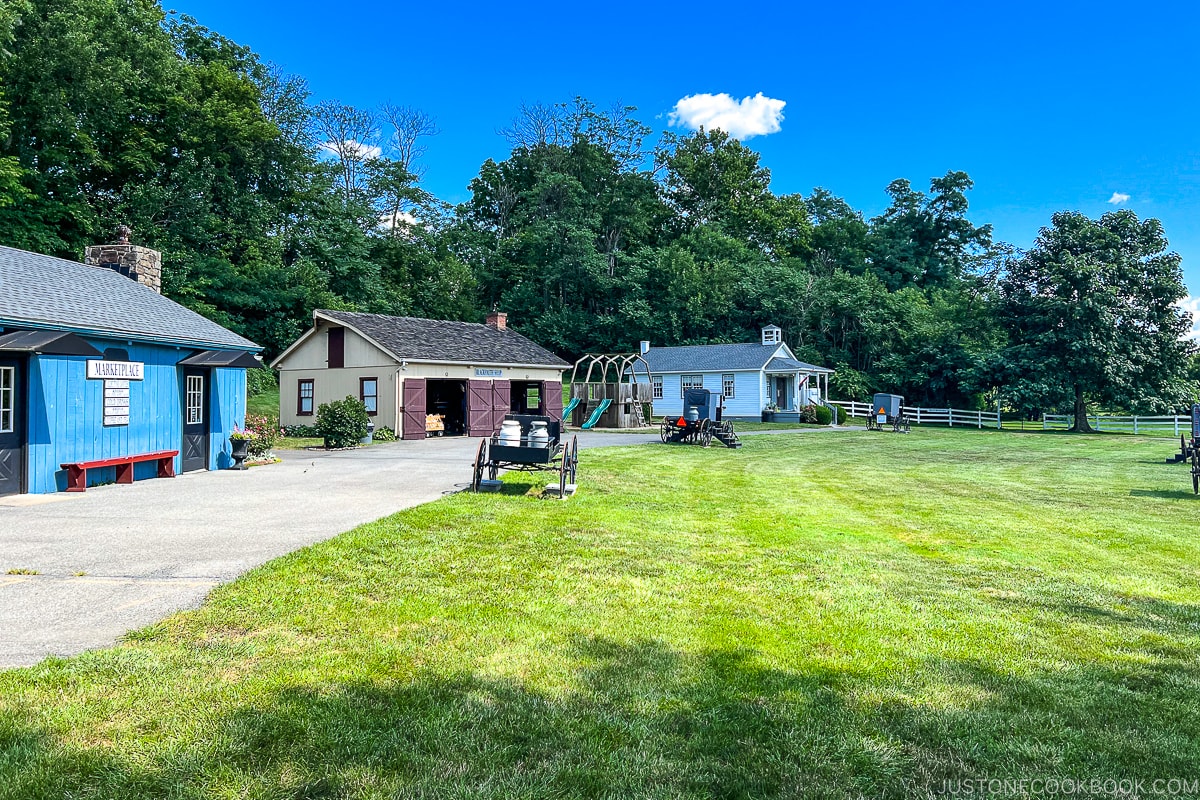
178,0,1200,318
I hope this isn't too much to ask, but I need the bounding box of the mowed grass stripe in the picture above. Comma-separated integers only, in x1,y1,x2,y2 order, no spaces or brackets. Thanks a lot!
2,428,1199,799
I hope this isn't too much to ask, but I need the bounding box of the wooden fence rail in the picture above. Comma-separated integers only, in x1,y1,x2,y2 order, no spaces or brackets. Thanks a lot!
830,402,1190,435
1042,414,1189,436
830,400,1002,429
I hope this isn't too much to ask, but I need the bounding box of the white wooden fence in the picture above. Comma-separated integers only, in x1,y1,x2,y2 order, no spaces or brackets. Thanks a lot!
1042,414,1191,436
830,400,1002,429
830,402,1191,435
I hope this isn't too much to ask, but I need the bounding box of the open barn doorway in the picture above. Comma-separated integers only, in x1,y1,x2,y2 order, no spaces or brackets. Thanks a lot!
510,381,542,415
426,379,467,436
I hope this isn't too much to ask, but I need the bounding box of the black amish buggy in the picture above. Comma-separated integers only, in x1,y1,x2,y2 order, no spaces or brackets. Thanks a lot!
866,393,910,433
659,388,741,448
470,414,580,498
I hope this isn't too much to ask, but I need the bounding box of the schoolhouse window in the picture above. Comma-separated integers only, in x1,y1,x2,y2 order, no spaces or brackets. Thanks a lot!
297,379,314,416
681,375,703,397
360,377,378,416
722,374,735,399
651,375,663,400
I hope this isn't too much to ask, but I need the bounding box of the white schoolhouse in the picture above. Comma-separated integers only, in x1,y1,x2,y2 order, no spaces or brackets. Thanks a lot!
636,326,834,422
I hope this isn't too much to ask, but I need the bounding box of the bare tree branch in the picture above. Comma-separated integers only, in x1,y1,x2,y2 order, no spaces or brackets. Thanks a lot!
379,103,439,178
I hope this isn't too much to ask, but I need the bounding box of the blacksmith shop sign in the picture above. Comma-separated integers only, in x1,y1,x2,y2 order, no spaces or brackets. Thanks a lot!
475,368,503,377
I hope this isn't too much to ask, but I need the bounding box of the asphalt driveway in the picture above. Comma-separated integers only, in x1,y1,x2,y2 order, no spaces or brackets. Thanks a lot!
0,433,659,668
0,426,851,668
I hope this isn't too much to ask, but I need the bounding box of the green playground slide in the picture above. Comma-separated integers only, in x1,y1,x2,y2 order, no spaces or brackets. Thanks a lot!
581,398,612,429
563,396,581,421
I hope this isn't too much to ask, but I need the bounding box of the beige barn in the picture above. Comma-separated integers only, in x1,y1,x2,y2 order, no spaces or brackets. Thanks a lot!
272,310,569,439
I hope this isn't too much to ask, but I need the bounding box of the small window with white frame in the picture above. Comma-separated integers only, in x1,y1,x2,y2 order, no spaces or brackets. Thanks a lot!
681,375,704,397
722,374,735,399
651,375,663,400
0,366,13,433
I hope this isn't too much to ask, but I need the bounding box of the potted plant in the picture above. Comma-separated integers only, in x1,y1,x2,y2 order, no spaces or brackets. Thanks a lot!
228,426,255,470
762,403,780,423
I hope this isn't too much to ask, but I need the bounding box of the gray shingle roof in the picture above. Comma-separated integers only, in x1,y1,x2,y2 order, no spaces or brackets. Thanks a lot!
638,343,782,373
318,310,569,368
0,245,257,350
766,356,827,372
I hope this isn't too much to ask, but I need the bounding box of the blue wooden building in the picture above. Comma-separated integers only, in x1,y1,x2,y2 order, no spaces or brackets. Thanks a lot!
634,326,835,422
0,242,260,496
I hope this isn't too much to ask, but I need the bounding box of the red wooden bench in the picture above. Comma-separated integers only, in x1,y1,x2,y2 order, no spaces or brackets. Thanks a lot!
61,450,178,492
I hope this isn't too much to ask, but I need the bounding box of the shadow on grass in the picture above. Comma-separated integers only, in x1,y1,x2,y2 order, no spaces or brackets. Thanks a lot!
4,634,1200,799
1128,488,1197,500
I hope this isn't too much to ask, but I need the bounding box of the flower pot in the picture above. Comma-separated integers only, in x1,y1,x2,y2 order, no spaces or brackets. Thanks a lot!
762,411,776,423
229,437,250,470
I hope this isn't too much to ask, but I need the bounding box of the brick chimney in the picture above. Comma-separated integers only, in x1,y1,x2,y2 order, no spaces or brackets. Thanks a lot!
85,225,162,293
486,310,508,330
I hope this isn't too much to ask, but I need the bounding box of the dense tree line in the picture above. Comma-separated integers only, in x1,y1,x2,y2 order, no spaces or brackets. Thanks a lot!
0,1,1193,421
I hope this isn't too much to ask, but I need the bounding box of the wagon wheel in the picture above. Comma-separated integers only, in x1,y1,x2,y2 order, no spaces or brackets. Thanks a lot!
568,435,579,483
558,448,570,499
699,419,713,448
660,418,672,443
471,439,487,492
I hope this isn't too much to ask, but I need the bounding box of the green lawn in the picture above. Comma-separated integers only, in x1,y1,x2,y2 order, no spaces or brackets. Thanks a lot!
246,386,279,418
3,429,1200,798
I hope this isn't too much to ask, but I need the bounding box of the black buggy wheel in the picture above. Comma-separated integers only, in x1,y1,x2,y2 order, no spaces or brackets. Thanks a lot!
568,435,579,483
660,419,672,443
471,439,487,492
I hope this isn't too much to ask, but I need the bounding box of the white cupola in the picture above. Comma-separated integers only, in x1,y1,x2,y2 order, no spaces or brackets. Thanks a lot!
761,325,782,345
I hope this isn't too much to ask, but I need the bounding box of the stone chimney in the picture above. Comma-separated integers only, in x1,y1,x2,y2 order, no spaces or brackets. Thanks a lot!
486,311,508,330
84,225,162,293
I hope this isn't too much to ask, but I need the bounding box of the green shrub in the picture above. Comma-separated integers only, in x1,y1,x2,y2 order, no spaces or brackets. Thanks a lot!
283,424,319,438
832,404,847,424
316,396,369,448
246,367,277,397
244,414,280,457
814,405,833,425
372,425,397,442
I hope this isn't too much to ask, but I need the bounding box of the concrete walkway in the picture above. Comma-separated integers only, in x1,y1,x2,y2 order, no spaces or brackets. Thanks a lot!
0,425,854,668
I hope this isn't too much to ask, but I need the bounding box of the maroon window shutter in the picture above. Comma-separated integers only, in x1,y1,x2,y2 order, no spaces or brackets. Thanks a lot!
327,327,344,369
467,379,494,436
401,378,426,440
543,381,564,422
491,380,511,431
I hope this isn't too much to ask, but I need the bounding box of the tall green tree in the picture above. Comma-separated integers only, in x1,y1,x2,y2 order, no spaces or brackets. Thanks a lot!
995,210,1193,431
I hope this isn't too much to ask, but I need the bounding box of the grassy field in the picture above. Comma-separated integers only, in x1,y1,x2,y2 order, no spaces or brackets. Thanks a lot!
246,386,280,419
3,429,1200,798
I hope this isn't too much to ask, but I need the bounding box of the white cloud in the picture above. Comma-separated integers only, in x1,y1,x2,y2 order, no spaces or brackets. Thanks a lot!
320,139,382,161
378,211,419,231
1107,192,1131,205
668,92,786,140
1176,295,1200,341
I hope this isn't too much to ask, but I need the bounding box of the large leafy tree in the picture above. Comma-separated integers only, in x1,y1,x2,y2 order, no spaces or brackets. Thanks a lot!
995,210,1193,431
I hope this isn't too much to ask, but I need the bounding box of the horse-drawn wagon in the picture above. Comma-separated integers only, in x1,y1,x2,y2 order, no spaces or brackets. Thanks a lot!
470,414,579,498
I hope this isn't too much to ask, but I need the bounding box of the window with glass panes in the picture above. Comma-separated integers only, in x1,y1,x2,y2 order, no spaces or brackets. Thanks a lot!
360,377,378,416
0,367,13,433
297,379,314,415
722,374,735,398
681,375,703,397
651,375,663,399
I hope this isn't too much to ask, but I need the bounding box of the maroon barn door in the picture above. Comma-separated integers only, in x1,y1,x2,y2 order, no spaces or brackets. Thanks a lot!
402,378,426,440
468,380,494,436
543,381,563,422
491,381,510,432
